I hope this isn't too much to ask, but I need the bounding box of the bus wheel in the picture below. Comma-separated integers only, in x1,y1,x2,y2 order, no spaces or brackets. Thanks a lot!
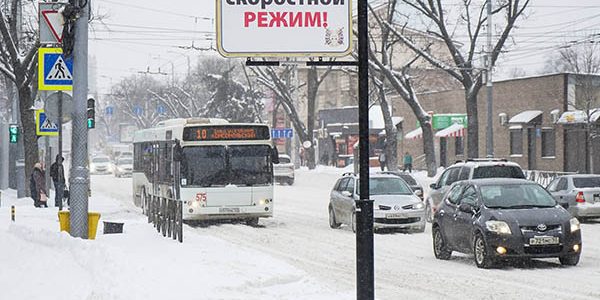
246,217,259,227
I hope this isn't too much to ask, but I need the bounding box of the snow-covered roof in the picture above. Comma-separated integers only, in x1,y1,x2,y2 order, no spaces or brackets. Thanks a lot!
508,110,543,124
557,109,600,124
405,127,422,140
435,123,465,138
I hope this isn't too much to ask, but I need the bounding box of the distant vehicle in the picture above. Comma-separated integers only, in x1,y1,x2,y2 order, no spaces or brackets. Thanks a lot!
90,155,113,175
432,178,581,268
380,171,423,199
114,157,133,178
426,159,525,222
274,154,294,185
132,118,278,226
329,173,426,233
547,174,600,220
117,151,133,159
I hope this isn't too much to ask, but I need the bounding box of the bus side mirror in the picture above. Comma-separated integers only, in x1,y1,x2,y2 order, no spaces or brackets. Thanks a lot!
272,147,280,164
173,140,183,162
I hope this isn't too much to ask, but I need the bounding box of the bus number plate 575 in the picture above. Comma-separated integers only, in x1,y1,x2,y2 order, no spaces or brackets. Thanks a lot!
196,193,207,204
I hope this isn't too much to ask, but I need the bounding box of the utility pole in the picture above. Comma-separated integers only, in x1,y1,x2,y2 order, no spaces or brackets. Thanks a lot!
486,0,494,158
356,0,374,299
15,0,25,199
69,0,90,239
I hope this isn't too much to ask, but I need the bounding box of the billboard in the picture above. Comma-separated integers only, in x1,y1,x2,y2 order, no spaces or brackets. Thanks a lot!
216,0,352,57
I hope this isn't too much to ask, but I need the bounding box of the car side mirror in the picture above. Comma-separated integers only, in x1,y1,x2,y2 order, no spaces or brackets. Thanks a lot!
559,202,569,210
414,190,423,197
341,191,353,197
458,203,475,214
430,183,438,190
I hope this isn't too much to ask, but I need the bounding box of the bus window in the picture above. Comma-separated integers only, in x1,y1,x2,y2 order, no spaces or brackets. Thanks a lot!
181,146,227,187
229,145,273,186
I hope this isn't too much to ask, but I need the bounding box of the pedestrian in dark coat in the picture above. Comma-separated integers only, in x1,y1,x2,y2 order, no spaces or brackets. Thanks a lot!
30,163,48,208
50,155,65,208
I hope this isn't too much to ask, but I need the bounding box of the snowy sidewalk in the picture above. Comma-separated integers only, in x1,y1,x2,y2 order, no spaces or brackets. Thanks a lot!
0,189,350,300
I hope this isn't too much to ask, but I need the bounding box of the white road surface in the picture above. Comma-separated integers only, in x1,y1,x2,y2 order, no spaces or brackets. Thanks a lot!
2,167,600,299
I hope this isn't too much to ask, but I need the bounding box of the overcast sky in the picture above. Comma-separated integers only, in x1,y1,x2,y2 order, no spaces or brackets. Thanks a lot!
90,0,600,95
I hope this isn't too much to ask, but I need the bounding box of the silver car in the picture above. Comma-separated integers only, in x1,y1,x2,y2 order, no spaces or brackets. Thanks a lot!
547,175,600,220
328,173,426,233
114,157,133,178
274,154,294,185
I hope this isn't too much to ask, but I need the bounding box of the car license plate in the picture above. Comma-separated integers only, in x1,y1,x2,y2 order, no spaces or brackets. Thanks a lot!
219,207,240,213
529,236,559,245
386,213,405,219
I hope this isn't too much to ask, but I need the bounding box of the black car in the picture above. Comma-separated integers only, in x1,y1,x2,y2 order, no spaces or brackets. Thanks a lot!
432,178,582,268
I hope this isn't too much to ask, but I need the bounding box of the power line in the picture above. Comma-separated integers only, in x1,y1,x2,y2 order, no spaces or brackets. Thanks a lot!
96,0,212,21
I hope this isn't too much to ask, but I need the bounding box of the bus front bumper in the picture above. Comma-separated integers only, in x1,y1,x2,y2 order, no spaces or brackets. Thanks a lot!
183,205,273,221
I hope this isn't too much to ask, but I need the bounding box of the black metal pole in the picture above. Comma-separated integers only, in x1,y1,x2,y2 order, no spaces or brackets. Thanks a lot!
356,0,374,299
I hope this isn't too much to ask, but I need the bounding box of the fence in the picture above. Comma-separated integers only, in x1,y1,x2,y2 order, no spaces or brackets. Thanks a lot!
524,170,577,187
146,194,183,243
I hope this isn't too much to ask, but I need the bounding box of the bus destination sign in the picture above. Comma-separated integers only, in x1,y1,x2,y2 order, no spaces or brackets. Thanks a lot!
183,125,271,141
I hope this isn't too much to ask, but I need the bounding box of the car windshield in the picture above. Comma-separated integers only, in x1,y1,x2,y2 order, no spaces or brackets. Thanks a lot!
398,174,417,185
358,177,413,196
472,166,525,179
181,145,272,187
278,156,291,164
480,184,556,209
573,177,600,188
117,158,132,165
92,157,109,163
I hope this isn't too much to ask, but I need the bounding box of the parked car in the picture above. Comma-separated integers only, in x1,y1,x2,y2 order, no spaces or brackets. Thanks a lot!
547,174,600,220
432,178,581,268
274,154,295,185
114,157,133,178
380,171,423,199
329,173,426,233
90,155,113,175
426,159,525,222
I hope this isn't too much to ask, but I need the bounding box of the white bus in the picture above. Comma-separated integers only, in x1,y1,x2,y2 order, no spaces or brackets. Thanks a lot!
132,118,277,226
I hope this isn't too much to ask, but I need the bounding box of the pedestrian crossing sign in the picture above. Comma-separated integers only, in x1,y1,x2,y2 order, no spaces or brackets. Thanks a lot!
36,109,59,136
38,47,73,91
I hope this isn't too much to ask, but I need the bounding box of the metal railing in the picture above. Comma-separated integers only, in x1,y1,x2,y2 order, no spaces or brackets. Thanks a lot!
146,194,183,243
524,170,577,187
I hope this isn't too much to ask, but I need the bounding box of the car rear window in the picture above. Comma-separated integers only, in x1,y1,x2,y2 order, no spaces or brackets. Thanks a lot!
472,166,525,179
278,156,291,164
398,174,417,185
573,177,600,188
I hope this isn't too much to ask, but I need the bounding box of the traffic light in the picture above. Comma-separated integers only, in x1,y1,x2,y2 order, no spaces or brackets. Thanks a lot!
87,98,95,129
9,124,18,143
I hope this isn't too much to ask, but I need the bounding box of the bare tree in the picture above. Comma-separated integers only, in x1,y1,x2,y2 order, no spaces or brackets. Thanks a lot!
0,0,40,195
365,0,439,176
251,63,332,169
544,42,600,173
388,0,530,158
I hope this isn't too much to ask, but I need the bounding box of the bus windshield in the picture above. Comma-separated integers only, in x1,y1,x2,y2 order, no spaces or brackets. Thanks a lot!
181,145,272,187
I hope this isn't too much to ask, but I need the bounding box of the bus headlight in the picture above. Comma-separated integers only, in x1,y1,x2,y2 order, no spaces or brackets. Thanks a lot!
259,199,271,205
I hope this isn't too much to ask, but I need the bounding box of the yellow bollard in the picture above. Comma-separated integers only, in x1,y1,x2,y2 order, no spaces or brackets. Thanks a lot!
11,205,15,222
58,211,101,239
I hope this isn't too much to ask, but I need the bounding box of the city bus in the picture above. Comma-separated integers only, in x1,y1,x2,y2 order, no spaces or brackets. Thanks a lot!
132,118,278,226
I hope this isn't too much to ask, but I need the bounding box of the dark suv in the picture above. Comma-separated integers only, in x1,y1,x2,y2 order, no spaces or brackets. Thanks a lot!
425,159,525,222
432,178,582,268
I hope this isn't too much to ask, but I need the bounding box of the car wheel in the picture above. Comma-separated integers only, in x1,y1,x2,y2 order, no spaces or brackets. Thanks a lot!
328,206,341,229
432,226,452,260
474,233,495,269
351,212,357,233
287,178,294,185
559,254,580,266
246,217,259,227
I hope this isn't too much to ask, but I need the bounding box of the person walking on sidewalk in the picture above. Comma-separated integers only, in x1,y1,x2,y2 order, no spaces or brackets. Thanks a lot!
50,155,65,209
378,151,387,171
403,152,413,173
30,163,48,208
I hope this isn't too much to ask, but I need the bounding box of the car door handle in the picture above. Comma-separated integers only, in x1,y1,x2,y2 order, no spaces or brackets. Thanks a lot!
439,209,445,216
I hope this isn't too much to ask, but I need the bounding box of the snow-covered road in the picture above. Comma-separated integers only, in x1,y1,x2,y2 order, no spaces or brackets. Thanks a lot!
3,168,600,299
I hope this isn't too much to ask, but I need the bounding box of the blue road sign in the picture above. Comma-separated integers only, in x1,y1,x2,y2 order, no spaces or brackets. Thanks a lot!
157,105,165,115
105,106,114,116
36,110,59,136
271,128,294,139
38,48,73,91
133,106,143,116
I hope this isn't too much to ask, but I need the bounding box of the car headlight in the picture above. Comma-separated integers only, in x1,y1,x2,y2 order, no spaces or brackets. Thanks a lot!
570,218,580,233
485,220,512,235
412,202,425,210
